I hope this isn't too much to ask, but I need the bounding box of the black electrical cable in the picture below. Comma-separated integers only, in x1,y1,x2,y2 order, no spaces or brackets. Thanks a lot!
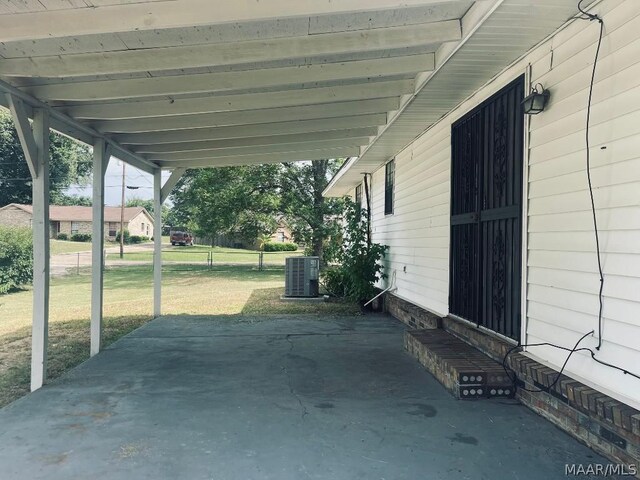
577,0,606,350
500,3,640,395
503,332,640,395
502,331,592,394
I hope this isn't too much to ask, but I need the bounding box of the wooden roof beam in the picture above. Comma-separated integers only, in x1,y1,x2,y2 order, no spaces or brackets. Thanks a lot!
0,0,463,43
132,128,379,154
0,20,460,78
154,147,361,169
94,97,399,133
117,114,385,145
61,80,414,120
28,54,434,102
147,137,371,161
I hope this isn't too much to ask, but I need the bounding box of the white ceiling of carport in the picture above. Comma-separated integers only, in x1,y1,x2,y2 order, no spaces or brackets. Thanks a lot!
0,0,470,172
0,0,591,183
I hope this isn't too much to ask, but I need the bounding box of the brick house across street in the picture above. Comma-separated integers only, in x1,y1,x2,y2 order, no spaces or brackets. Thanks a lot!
0,203,154,240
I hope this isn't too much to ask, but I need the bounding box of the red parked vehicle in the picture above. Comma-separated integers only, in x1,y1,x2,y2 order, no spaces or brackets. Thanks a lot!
170,229,194,246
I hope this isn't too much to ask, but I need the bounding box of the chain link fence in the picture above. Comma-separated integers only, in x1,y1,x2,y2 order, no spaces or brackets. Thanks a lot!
49,245,304,276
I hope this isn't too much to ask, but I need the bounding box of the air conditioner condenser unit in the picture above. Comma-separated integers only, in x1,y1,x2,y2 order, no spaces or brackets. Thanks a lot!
285,256,319,297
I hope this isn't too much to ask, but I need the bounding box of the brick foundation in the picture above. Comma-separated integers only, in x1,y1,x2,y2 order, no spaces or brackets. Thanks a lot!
385,293,441,329
386,292,640,470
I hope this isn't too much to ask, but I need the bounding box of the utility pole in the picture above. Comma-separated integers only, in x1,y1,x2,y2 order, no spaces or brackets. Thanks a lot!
119,162,126,259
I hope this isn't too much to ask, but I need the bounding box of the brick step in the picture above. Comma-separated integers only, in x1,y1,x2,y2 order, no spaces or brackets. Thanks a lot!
405,329,515,400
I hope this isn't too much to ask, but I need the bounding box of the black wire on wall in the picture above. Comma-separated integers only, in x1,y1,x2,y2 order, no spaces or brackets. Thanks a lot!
502,1,640,394
577,0,606,351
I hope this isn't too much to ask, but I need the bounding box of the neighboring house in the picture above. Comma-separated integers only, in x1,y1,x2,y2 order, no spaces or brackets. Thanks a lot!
196,217,295,250
325,0,640,466
0,204,154,240
269,216,294,245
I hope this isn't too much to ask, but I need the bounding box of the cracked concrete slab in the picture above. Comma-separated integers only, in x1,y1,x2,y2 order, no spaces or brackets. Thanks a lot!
0,314,607,479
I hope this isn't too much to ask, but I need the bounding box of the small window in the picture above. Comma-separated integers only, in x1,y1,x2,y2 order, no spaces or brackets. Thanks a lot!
108,222,117,237
355,184,362,206
71,221,80,235
385,160,395,215
277,231,285,243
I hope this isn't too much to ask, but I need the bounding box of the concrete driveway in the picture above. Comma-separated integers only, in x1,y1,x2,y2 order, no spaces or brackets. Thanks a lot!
0,314,605,479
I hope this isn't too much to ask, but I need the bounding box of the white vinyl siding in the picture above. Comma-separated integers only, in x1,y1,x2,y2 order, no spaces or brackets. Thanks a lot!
524,0,640,410
370,118,451,317
362,0,640,409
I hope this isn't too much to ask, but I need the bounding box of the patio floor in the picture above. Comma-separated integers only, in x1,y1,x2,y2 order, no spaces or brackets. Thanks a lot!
0,314,604,479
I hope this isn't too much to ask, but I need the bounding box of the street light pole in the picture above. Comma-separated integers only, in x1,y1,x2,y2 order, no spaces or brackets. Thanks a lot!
119,162,125,259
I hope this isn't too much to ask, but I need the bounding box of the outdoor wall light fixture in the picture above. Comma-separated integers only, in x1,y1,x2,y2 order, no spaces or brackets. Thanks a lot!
522,83,550,114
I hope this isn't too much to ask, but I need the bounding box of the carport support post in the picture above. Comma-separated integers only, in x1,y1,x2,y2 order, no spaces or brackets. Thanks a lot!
30,109,50,391
91,139,111,356
7,96,51,390
153,169,162,317
7,96,50,390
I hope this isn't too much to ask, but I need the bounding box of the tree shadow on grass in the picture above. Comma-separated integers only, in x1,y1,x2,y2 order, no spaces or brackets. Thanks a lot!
0,315,151,408
241,287,360,316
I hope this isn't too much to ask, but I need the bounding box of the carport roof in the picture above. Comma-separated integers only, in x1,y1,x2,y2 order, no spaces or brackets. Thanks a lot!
0,0,589,182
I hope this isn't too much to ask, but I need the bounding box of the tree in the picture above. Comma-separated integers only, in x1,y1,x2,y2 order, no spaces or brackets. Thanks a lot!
279,160,345,263
55,194,92,206
0,110,92,207
125,197,153,214
170,165,281,245
168,160,345,261
126,197,172,228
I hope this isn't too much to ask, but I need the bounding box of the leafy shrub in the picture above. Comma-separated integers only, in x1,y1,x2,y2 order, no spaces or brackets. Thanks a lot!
321,266,348,297
320,201,387,304
70,233,91,242
115,229,130,244
0,226,33,294
56,233,68,241
129,235,149,244
263,242,298,252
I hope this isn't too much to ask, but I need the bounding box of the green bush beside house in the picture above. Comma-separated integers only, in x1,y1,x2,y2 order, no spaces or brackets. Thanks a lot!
263,242,298,252
70,233,91,242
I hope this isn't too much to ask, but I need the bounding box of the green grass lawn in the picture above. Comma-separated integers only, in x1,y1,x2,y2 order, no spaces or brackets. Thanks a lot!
0,264,358,407
50,239,123,255
50,239,93,255
107,244,302,264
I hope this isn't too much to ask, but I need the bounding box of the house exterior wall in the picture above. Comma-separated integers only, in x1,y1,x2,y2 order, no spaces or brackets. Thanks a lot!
359,0,640,410
270,223,293,243
59,220,92,237
0,206,154,240
0,205,32,228
127,212,153,238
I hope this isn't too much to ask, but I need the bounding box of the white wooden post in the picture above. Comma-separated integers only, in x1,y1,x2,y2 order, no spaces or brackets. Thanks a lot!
30,109,50,391
90,139,111,356
153,169,163,317
6,95,50,390
7,94,50,391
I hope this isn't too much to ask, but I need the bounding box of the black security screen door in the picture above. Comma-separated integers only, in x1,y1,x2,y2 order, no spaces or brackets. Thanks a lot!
449,76,524,340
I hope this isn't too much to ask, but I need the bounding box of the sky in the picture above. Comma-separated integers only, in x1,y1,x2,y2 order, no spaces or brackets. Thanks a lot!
66,158,172,207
